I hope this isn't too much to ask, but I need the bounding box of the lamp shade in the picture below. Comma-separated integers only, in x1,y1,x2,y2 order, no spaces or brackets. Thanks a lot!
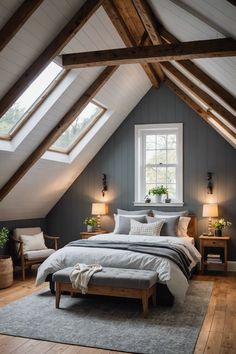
202,204,218,217
91,203,107,215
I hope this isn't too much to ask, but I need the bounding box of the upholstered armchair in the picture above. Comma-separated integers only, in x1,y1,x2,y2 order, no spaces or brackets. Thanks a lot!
12,227,59,280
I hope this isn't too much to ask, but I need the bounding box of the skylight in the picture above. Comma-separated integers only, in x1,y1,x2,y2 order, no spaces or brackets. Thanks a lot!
50,101,106,154
0,62,63,139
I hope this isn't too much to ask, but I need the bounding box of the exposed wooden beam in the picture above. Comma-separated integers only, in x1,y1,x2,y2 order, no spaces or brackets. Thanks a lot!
157,25,236,112
103,0,160,87
162,62,236,129
0,0,104,119
0,0,44,52
165,78,236,139
62,38,236,68
0,66,117,202
132,0,163,44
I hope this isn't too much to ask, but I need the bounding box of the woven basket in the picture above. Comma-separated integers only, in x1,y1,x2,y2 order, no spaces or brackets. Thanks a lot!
0,256,13,289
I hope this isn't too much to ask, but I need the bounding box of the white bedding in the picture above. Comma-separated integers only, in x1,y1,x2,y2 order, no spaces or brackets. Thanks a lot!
36,233,201,302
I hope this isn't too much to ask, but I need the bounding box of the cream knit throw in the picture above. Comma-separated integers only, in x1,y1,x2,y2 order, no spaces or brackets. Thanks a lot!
69,263,102,294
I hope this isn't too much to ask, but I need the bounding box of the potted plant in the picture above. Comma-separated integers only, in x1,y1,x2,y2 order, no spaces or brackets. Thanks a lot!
0,227,13,289
212,218,232,237
83,217,98,232
148,185,168,203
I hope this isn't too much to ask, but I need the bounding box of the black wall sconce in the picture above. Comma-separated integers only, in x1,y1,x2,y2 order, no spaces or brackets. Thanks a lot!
102,173,107,197
207,172,213,194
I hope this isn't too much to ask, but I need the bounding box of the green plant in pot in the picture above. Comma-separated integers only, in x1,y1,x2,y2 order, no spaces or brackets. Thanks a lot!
148,185,168,203
212,219,232,237
0,227,13,289
83,217,98,232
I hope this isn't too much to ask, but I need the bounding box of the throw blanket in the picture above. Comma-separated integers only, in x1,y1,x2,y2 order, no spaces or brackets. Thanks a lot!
67,240,191,280
70,263,102,294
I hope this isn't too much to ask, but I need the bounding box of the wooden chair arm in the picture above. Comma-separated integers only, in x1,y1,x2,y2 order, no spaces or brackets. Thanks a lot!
44,234,60,240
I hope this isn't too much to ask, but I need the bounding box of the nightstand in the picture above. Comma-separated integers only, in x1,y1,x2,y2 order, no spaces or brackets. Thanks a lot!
199,235,230,273
80,230,107,239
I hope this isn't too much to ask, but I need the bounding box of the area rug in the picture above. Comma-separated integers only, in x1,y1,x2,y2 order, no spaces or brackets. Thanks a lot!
0,281,213,354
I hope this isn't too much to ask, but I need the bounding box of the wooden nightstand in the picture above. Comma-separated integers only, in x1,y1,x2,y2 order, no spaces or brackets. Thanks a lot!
80,230,107,239
199,235,230,273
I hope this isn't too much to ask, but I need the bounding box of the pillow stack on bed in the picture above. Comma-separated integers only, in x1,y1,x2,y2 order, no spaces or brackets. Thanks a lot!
113,209,191,237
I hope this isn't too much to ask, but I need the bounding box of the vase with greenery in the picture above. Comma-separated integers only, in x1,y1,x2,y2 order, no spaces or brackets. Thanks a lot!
0,227,13,289
148,185,168,203
83,217,98,232
212,219,232,236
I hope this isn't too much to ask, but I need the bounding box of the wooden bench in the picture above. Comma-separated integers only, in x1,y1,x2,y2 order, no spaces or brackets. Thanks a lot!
52,267,157,318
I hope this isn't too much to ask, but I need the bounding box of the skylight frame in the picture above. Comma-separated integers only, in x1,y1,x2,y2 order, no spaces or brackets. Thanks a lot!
49,100,107,155
0,63,67,141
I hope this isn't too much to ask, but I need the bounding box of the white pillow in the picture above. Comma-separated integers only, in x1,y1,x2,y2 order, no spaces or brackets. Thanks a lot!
177,216,191,237
129,219,164,236
20,232,47,253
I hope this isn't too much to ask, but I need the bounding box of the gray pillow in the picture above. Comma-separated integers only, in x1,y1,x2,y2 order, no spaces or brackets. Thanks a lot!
147,216,180,236
114,215,146,234
152,210,188,217
117,209,150,215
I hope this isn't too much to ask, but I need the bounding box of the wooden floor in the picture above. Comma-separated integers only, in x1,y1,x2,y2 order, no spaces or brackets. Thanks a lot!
0,272,236,354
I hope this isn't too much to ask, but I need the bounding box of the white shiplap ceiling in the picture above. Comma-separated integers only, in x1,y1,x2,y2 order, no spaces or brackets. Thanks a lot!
0,0,235,220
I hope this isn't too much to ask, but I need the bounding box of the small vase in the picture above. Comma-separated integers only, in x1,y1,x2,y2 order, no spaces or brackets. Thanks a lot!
153,195,162,203
214,229,222,237
87,225,94,233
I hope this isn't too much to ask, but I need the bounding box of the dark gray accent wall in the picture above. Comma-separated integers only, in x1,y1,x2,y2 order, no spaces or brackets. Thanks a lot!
46,84,236,260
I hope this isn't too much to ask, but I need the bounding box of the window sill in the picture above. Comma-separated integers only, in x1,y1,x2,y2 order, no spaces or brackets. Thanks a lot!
133,202,184,207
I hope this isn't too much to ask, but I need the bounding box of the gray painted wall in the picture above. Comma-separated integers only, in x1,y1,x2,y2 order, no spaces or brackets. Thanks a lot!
46,84,236,260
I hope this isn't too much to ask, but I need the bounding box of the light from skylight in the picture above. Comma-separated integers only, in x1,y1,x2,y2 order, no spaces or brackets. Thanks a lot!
0,62,63,137
50,101,105,153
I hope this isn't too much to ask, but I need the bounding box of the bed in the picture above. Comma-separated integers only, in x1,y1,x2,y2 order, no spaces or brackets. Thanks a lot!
36,214,201,303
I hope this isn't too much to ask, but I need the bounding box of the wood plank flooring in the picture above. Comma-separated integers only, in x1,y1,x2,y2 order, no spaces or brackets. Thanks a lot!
0,272,236,354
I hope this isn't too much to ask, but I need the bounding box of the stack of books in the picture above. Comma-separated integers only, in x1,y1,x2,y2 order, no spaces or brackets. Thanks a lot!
206,254,222,264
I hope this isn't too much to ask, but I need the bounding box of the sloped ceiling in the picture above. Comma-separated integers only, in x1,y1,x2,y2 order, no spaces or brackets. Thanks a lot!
0,0,235,221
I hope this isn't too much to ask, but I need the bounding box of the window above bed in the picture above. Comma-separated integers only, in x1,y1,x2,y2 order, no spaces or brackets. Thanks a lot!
134,123,183,206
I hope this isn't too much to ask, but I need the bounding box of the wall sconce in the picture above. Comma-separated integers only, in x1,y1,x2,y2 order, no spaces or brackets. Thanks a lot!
207,172,213,194
102,173,107,197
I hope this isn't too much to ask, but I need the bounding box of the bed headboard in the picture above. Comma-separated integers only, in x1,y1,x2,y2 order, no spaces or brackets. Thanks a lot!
187,214,197,240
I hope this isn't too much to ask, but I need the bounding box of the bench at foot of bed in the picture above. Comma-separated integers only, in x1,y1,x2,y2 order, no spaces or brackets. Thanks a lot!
52,267,157,318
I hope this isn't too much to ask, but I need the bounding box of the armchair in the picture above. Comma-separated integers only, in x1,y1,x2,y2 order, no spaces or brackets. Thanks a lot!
12,227,59,281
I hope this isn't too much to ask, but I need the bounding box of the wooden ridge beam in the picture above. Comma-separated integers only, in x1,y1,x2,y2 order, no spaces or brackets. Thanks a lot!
0,0,44,52
157,25,236,112
161,62,236,129
165,78,236,139
0,66,117,202
102,0,160,87
62,38,236,68
0,0,104,119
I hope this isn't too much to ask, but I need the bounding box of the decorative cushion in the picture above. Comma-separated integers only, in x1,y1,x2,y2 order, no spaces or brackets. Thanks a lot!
20,232,47,253
117,209,150,215
113,214,146,234
53,267,157,289
177,216,191,237
129,219,164,236
147,216,180,236
24,248,55,260
152,210,188,217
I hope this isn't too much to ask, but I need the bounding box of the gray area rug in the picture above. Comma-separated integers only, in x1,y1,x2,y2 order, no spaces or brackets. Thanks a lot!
0,281,213,354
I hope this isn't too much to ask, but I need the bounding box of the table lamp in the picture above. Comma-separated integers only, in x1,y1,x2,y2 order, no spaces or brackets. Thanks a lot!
91,203,107,230
202,203,218,235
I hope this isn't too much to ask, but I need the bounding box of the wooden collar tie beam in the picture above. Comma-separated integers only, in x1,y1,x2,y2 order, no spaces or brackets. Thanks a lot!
62,38,236,69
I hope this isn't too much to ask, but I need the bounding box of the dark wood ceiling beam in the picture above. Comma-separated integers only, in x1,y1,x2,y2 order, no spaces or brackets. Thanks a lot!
0,66,117,202
165,78,236,139
0,0,104,119
162,62,236,129
103,0,160,87
0,0,44,52
157,25,236,112
62,38,236,68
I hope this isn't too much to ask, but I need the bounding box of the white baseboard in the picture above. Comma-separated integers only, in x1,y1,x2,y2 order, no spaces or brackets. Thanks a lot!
228,261,236,271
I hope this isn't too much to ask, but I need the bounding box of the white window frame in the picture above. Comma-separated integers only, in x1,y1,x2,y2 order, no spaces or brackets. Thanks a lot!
134,123,184,207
